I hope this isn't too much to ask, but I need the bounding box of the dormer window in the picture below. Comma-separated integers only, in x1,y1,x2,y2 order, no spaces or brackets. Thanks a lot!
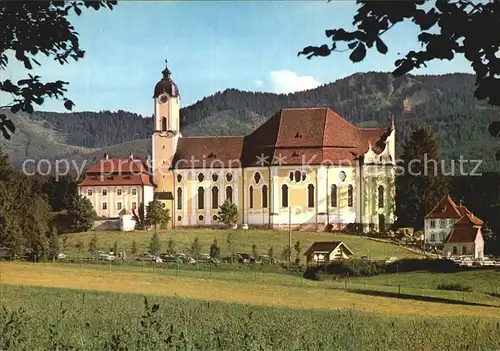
207,152,216,159
294,132,303,138
292,152,299,157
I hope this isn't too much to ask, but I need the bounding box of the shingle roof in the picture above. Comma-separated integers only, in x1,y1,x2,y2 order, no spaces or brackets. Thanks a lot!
445,214,483,243
304,241,354,255
79,173,153,186
425,195,468,219
80,156,153,187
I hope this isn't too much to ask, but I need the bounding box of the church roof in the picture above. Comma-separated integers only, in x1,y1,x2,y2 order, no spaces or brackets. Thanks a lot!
80,155,153,186
178,107,391,169
153,60,179,98
79,173,153,187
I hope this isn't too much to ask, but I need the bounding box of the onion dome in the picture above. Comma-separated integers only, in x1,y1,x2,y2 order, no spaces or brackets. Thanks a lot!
153,58,179,98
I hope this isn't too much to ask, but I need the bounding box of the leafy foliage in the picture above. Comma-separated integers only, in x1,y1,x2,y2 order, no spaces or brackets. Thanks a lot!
88,234,98,256
210,239,221,259
149,232,161,256
47,227,60,262
0,1,117,139
145,200,171,229
396,127,448,228
67,195,96,232
217,200,238,227
131,240,138,256
166,237,176,255
189,237,201,260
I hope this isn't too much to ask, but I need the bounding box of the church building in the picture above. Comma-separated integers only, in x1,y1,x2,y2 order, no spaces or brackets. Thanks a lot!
80,60,397,232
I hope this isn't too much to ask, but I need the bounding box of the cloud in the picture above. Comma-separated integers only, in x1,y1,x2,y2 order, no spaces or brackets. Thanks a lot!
270,70,320,94
254,80,263,87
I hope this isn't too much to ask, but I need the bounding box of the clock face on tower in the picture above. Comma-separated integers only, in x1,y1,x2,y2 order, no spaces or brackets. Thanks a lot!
159,95,168,104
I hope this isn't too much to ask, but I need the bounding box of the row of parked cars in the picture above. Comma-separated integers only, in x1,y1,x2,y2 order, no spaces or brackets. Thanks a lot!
134,252,276,265
449,256,500,266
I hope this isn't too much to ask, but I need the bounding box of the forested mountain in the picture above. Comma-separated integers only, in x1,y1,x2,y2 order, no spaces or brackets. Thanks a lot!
1,71,499,171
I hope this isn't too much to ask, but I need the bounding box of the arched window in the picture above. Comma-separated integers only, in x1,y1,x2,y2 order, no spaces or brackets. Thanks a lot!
177,187,182,210
161,117,167,131
226,186,233,203
347,184,353,207
330,184,337,207
262,185,268,209
249,186,254,208
254,172,261,184
211,186,219,209
289,172,293,181
378,185,384,208
198,173,205,182
282,184,289,208
294,170,301,183
197,186,204,210
307,184,315,208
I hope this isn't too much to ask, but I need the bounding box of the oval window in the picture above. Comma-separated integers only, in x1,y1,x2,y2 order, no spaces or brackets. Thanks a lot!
198,173,205,182
212,173,219,182
177,174,182,183
226,172,233,182
198,215,204,221
294,170,301,183
339,171,346,182
254,172,261,184
177,215,182,221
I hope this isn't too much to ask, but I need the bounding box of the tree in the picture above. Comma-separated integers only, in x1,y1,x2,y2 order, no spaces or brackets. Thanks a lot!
149,232,161,256
396,127,448,229
217,200,239,227
61,236,68,251
145,200,171,230
281,245,292,264
166,237,176,255
47,227,60,263
75,240,84,253
67,195,96,232
131,240,138,256
112,241,119,256
88,234,98,259
251,244,259,260
0,1,117,140
210,239,220,260
294,240,301,264
268,246,274,264
226,231,236,264
189,237,201,260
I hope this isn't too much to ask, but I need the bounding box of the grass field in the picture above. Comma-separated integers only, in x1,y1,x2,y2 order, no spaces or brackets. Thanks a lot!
1,263,500,350
60,228,421,262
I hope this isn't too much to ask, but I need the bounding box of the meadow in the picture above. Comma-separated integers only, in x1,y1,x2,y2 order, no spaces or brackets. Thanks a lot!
60,228,420,261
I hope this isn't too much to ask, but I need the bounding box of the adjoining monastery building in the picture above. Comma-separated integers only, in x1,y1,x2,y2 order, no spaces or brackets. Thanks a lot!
79,60,397,231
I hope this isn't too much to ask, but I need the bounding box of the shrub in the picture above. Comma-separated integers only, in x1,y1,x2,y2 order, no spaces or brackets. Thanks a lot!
436,284,473,292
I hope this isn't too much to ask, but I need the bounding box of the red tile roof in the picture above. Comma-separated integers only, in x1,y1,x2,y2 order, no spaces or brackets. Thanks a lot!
85,158,148,174
79,173,153,186
240,108,391,167
445,214,483,243
425,195,471,219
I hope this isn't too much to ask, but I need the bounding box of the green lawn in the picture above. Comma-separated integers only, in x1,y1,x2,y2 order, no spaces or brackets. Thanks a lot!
60,228,420,262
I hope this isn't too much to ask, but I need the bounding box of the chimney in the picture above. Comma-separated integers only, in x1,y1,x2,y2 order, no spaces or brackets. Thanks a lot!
104,153,108,160
129,153,134,160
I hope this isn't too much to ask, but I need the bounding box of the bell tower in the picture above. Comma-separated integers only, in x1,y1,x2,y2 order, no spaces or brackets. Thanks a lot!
151,58,181,206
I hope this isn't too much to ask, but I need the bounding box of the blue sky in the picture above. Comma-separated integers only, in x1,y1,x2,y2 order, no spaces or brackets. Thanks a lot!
3,1,473,116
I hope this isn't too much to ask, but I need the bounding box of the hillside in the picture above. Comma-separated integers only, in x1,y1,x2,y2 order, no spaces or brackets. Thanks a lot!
2,72,499,172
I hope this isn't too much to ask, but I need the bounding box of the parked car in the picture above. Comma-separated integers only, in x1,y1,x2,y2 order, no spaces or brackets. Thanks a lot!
174,253,196,264
159,253,181,263
57,253,68,260
95,251,115,261
136,252,162,263
255,255,271,264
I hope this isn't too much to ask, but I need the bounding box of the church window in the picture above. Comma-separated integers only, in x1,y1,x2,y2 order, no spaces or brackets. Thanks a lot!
254,172,261,184
249,186,254,208
302,172,307,181
294,170,301,183
117,188,122,196
197,187,204,210
347,185,353,207
339,171,346,182
177,216,182,221
198,215,204,221
212,215,218,221
331,184,337,207
102,188,107,196
282,184,289,208
117,202,122,210
162,145,165,149
87,189,93,196
289,172,293,181
198,173,205,182
307,184,315,208
102,202,107,210
226,173,233,182
378,185,384,208
177,187,182,210
212,187,219,209
177,174,182,183
132,188,137,196
162,117,167,131
132,202,137,210
226,186,233,203
212,173,219,182
262,185,268,208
